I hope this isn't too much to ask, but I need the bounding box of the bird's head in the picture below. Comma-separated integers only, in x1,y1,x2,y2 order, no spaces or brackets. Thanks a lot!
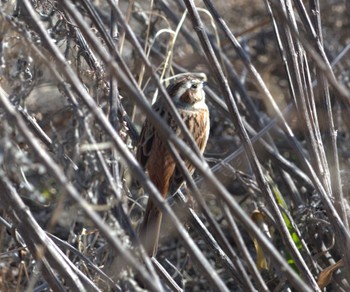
167,75,207,109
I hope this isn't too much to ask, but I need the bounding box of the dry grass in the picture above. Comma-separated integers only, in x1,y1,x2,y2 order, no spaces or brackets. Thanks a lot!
0,0,349,291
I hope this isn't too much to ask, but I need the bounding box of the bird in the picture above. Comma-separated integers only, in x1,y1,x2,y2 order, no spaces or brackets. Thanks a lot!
136,74,210,257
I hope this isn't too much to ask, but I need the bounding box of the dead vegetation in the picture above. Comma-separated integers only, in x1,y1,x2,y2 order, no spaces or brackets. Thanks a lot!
0,0,349,291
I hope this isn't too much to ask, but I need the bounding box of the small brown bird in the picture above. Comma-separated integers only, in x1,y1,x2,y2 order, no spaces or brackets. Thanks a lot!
137,75,210,256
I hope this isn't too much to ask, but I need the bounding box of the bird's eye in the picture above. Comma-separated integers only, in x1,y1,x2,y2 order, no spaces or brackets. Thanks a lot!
191,83,198,89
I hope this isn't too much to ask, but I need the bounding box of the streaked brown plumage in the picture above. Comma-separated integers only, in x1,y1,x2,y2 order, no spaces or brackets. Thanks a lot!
137,75,210,256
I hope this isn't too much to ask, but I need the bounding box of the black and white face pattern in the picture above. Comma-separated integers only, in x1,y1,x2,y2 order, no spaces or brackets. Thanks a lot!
168,76,207,109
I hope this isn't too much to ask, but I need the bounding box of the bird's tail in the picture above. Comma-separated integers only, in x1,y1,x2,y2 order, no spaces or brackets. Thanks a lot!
139,199,163,257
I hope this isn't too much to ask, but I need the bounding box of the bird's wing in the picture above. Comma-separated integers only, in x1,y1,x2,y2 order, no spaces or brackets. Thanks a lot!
136,100,164,168
136,117,155,169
